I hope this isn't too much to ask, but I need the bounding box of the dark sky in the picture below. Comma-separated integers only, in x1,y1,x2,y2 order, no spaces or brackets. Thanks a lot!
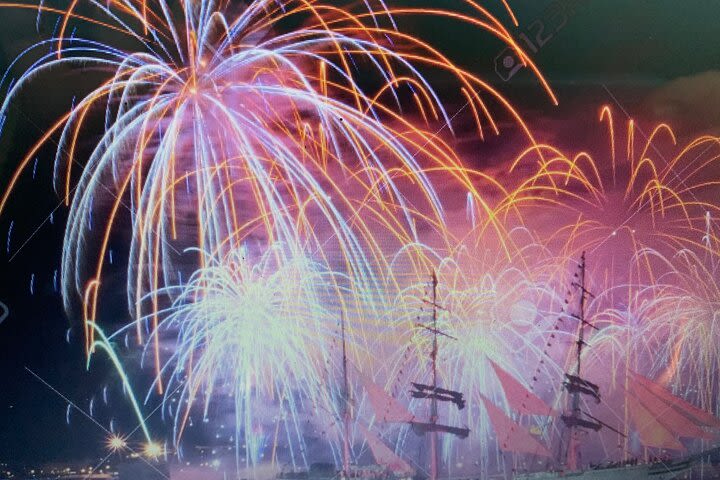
0,0,718,466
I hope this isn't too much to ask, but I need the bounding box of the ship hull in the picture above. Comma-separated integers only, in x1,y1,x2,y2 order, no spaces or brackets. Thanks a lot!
515,459,692,480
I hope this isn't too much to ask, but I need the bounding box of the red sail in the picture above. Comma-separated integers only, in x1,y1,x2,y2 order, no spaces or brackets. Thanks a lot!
628,380,714,440
359,372,415,423
489,360,558,417
626,391,686,451
479,394,552,457
358,423,415,475
631,372,720,429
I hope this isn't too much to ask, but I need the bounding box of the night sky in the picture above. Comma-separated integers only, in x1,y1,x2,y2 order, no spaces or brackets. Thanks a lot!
0,0,719,466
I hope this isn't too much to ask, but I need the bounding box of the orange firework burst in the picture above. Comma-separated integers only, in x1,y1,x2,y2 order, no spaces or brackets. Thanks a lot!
497,106,720,286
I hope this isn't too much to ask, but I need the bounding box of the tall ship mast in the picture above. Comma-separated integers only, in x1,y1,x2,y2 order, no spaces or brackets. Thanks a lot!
356,271,470,479
559,251,608,470
409,271,470,480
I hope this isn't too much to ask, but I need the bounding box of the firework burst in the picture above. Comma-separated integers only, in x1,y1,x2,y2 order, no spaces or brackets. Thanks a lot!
498,106,720,286
0,0,555,367
142,243,342,468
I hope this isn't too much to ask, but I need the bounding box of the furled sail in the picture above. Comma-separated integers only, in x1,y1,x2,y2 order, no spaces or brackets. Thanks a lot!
409,421,470,438
358,423,415,475
411,382,466,410
489,360,558,417
359,372,415,423
479,394,553,457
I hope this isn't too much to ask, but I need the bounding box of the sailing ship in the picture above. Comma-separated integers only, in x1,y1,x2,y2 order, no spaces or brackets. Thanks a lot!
491,253,720,479
289,255,719,480
281,273,469,480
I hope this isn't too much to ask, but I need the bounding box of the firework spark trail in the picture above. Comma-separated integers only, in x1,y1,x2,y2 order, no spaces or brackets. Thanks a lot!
608,249,720,411
138,243,344,469
496,106,720,288
0,2,557,393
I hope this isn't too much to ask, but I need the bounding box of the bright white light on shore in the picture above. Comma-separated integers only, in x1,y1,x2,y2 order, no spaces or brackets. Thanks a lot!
106,434,127,453
143,441,164,459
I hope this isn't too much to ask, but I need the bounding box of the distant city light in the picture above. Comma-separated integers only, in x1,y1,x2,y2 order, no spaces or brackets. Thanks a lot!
143,441,164,459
